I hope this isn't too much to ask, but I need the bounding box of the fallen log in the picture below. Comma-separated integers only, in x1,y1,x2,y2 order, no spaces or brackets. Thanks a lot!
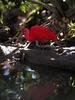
22,47,75,71
1,44,75,71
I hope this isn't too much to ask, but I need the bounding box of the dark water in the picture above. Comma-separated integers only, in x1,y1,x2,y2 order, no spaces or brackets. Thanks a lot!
0,63,75,100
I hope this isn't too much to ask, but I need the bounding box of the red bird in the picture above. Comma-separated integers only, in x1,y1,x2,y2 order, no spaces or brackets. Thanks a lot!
21,25,58,44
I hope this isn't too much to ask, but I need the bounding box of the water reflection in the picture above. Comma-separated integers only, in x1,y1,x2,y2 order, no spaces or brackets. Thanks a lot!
0,65,75,100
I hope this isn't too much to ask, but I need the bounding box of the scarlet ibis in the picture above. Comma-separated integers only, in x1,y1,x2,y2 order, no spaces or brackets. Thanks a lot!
21,25,58,47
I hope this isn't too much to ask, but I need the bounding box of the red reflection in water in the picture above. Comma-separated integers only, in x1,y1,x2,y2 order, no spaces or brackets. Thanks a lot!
25,82,57,100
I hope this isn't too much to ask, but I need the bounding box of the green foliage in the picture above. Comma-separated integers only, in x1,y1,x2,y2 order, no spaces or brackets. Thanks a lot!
69,76,75,87
68,21,75,37
19,2,28,13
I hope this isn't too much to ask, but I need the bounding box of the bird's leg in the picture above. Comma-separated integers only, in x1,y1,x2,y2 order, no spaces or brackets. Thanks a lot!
35,41,40,47
35,41,49,48
35,40,55,48
35,41,51,48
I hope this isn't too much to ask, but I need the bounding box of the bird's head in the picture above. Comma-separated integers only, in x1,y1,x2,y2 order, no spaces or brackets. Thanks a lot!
21,28,30,40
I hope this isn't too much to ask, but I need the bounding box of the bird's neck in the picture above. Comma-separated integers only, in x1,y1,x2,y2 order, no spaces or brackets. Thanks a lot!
22,28,30,40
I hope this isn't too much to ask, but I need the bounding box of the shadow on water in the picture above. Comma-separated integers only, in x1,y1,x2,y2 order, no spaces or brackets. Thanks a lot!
0,63,75,100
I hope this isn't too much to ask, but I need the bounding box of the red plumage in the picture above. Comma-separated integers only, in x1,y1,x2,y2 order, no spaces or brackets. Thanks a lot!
22,25,58,42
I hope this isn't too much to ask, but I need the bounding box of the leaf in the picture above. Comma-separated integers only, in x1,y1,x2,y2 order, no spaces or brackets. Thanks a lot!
19,3,28,12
